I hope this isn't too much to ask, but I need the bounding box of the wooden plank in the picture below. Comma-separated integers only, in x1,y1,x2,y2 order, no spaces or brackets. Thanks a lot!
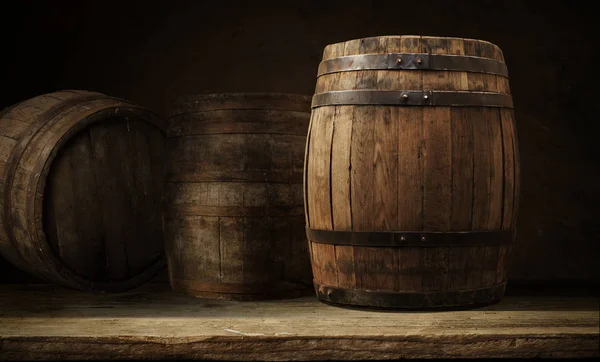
396,36,423,231
242,217,272,284
422,36,451,91
421,104,451,291
354,247,379,290
446,246,469,291
330,106,352,230
314,42,344,98
306,107,334,231
219,217,244,283
43,135,81,276
137,122,167,268
163,217,183,280
179,216,220,283
65,129,106,280
496,76,511,94
466,245,486,290
396,107,424,231
500,108,515,229
420,37,453,293
398,247,422,292
489,109,504,230
420,247,448,292
334,245,355,289
269,217,293,283
354,245,399,291
422,37,452,231
471,108,491,230
303,110,315,227
463,38,484,92
371,37,399,232
504,110,520,228
481,245,500,287
373,106,398,230
446,38,469,91
496,244,508,284
284,217,311,283
0,284,597,360
88,122,129,281
308,241,321,285
118,119,143,277
450,108,474,229
422,106,452,231
310,242,337,287
350,105,375,231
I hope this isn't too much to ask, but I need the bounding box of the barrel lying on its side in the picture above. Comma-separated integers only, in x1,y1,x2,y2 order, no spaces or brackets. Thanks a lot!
0,90,168,292
164,93,313,300
305,36,520,309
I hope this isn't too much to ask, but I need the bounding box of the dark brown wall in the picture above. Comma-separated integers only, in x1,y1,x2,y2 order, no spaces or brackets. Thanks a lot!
1,0,597,283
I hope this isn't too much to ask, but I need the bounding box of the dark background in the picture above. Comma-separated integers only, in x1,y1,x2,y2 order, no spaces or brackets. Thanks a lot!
0,0,598,284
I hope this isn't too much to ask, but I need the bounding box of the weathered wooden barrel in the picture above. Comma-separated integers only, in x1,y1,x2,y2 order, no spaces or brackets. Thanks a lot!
305,36,520,309
0,90,168,292
164,93,314,300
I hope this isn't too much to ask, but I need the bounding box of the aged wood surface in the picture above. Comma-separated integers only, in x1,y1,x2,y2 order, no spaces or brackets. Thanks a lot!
164,93,313,300
0,90,167,292
0,283,598,360
305,36,519,308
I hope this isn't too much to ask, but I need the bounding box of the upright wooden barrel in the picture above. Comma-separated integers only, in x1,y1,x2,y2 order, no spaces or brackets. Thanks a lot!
0,90,167,292
305,36,520,309
164,93,313,300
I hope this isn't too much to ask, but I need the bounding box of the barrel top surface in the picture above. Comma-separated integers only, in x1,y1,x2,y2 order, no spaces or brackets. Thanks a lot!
169,93,312,117
322,35,504,61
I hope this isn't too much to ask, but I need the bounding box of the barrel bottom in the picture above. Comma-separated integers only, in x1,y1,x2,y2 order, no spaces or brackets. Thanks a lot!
314,282,507,311
171,278,314,301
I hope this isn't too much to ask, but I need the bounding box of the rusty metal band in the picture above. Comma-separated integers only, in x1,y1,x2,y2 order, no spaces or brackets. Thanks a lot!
312,90,513,108
314,282,506,309
306,227,515,247
318,53,508,77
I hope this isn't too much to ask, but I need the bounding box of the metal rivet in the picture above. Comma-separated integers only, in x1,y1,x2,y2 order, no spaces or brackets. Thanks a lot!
396,57,402,64
423,95,429,100
402,94,409,100
421,236,427,242
416,58,423,64
400,236,406,241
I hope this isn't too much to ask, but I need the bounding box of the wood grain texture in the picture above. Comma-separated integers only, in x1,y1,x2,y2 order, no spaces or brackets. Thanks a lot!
0,91,167,292
165,93,313,300
306,35,519,308
0,284,597,361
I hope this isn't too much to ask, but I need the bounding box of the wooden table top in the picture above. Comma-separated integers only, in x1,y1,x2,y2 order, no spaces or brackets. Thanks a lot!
0,283,598,360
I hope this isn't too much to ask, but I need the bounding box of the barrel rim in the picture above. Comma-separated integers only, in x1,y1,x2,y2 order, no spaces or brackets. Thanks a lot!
322,35,504,59
168,92,313,118
2,91,168,292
